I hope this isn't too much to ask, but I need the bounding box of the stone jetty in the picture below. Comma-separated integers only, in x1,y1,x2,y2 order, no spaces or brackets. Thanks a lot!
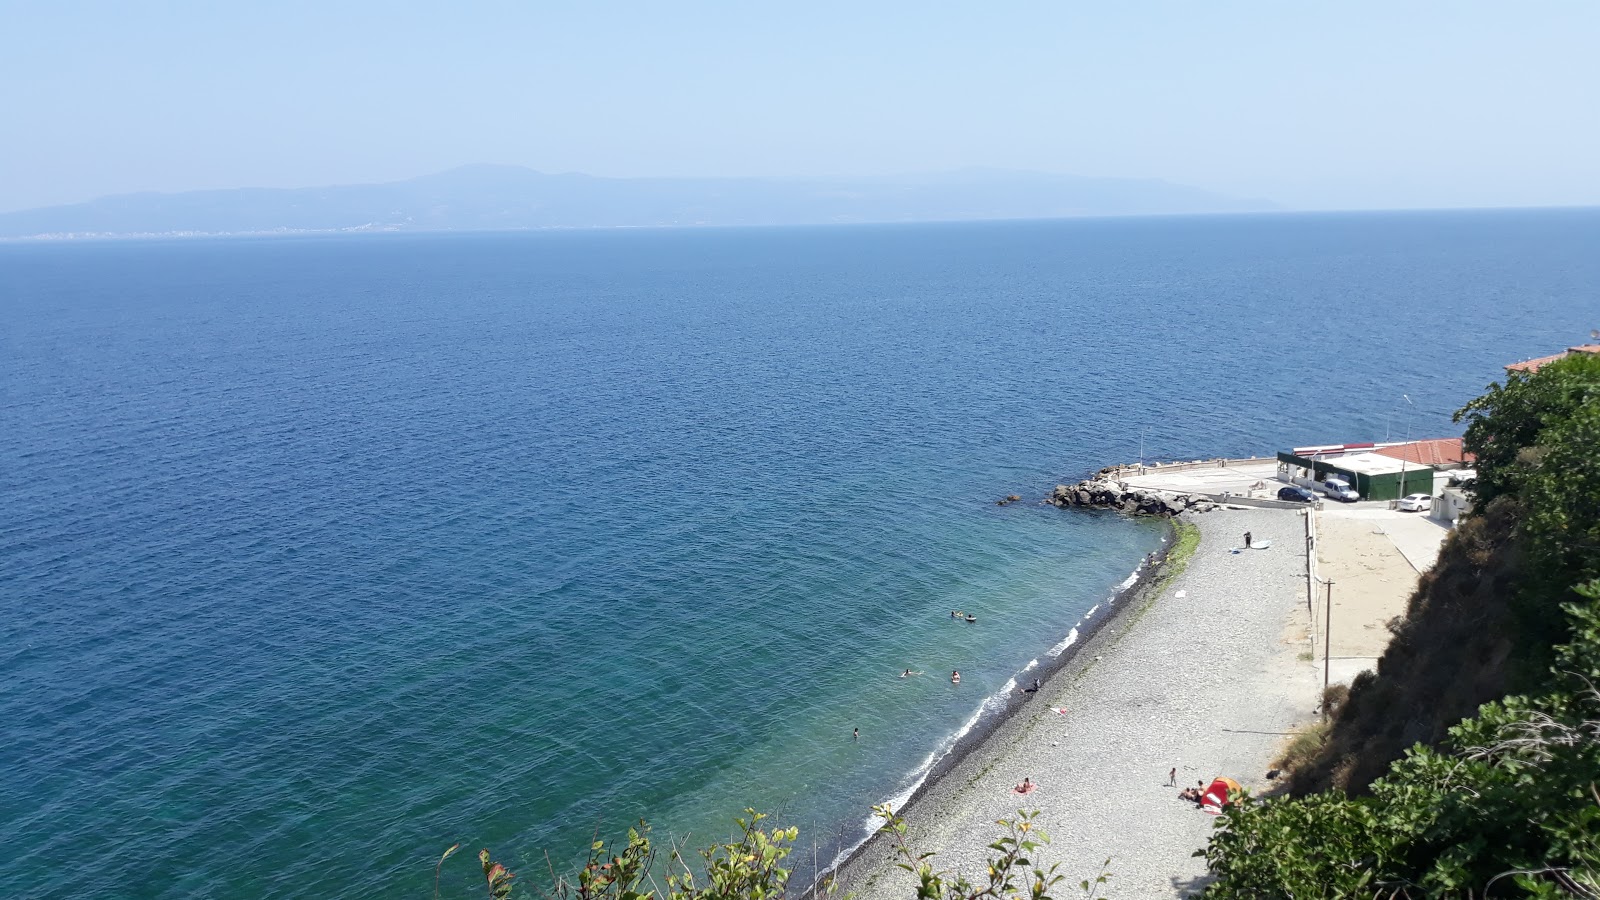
1047,475,1220,517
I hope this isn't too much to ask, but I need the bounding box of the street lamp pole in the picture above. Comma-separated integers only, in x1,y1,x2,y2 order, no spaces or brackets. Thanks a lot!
1140,427,1148,469
1398,394,1414,497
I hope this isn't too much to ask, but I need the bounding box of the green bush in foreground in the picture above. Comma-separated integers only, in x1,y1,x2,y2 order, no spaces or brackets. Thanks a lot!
450,806,1110,900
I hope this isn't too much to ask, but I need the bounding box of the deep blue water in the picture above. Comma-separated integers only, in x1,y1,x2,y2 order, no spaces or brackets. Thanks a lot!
2,210,1597,898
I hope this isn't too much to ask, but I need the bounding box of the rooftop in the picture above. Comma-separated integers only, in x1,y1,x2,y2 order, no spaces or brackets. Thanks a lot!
1325,452,1417,478
1375,438,1474,467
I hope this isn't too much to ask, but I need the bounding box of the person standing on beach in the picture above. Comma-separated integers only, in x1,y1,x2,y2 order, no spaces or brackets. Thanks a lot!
1244,531,1252,548
1168,767,1177,787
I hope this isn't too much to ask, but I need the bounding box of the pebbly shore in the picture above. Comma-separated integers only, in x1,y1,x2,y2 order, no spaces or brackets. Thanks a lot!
829,508,1317,899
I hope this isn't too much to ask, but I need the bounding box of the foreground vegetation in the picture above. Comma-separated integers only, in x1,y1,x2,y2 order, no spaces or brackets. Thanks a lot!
449,806,1107,900
1201,353,1600,897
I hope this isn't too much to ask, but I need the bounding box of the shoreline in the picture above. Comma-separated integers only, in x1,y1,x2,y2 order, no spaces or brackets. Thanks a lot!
825,507,1316,899
807,511,1186,890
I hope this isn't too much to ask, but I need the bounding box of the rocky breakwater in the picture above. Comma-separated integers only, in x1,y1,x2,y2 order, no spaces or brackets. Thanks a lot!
1048,476,1219,517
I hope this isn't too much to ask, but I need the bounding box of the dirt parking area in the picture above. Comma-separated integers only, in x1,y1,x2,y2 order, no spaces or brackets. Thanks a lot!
1313,504,1450,685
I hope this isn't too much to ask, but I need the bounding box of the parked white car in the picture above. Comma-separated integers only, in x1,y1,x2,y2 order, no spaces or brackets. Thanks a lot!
1397,493,1433,512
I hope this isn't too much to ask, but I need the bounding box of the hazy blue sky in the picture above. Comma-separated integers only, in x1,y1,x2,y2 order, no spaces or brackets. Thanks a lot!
2,1,1597,213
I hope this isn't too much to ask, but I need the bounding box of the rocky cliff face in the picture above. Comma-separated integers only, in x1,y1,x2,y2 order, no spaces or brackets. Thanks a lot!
1047,477,1219,517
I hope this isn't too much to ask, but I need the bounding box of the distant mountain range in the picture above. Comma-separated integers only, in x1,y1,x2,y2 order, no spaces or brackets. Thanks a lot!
0,165,1277,238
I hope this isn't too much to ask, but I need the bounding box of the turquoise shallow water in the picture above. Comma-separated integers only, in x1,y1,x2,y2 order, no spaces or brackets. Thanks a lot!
2,210,1597,898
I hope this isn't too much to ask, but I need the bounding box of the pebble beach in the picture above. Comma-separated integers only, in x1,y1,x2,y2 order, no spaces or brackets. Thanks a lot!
832,507,1317,899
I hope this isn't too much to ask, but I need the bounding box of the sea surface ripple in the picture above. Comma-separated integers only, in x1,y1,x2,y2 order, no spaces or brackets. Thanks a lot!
2,210,1597,898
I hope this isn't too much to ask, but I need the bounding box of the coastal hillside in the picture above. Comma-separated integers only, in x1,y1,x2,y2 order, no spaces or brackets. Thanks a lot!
1201,353,1600,897
0,165,1275,238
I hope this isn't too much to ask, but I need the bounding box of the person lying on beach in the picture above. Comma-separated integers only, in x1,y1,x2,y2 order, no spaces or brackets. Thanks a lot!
1178,787,1202,803
1013,777,1036,795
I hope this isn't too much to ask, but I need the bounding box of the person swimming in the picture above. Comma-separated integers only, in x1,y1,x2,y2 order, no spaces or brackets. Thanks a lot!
899,669,922,678
951,670,961,684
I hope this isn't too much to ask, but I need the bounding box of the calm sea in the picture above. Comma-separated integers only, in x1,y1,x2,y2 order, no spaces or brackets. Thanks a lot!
2,210,1597,898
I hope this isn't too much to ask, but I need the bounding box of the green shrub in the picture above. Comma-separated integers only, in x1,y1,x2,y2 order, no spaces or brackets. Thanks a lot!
455,806,1112,900
1274,720,1329,774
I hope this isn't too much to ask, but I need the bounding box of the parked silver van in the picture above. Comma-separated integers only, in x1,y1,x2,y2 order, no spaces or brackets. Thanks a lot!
1322,478,1359,502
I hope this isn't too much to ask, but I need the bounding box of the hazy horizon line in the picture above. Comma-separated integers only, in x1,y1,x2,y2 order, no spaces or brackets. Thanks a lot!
12,165,1600,218
8,202,1600,246
8,163,1240,215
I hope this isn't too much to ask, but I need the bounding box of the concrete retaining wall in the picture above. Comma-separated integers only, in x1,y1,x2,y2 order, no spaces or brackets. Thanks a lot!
1188,492,1316,511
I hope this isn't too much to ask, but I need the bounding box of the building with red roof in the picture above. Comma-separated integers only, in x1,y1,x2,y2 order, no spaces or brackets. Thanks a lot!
1374,438,1474,467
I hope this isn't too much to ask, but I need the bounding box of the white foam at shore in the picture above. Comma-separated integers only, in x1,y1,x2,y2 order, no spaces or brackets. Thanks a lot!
847,674,1021,864
833,562,1151,875
1047,626,1080,658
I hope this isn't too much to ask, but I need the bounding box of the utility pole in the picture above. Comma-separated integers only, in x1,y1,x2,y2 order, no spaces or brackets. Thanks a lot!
1140,427,1147,469
1323,579,1334,713
1397,394,1415,498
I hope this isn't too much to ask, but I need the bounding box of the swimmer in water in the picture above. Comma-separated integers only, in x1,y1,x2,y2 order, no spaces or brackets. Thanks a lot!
899,669,923,678
951,670,961,684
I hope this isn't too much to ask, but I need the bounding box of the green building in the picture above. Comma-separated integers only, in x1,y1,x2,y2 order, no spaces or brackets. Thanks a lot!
1276,450,1436,501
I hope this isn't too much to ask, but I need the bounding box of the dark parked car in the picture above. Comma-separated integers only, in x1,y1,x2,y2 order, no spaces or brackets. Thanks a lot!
1278,486,1317,503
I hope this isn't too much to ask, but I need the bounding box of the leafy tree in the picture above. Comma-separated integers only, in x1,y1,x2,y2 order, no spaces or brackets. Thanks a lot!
1455,353,1600,508
1520,401,1600,603
1455,354,1600,671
